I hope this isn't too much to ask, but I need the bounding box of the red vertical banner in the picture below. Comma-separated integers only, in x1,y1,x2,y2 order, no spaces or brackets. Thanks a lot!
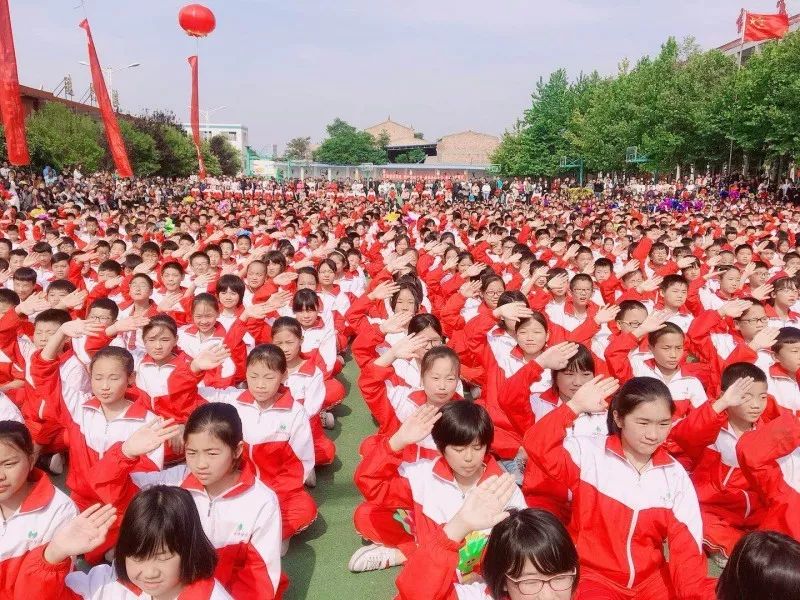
79,19,133,177
188,55,206,179
0,0,29,165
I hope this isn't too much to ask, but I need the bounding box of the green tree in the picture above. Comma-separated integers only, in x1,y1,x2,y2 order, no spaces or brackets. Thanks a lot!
25,103,105,172
133,110,198,177
284,136,311,160
394,148,427,164
208,134,241,176
108,120,160,176
313,119,388,164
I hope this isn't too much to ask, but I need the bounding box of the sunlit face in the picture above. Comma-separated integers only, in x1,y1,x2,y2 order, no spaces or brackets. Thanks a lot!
736,249,753,265
124,549,183,599
318,263,336,287
185,429,240,490
393,289,417,315
777,342,800,374
220,242,233,259
652,332,683,372
505,559,576,600
751,267,769,286
347,254,360,272
395,238,409,254
411,326,444,360
265,261,282,279
0,441,33,505
575,252,592,270
13,279,33,301
87,308,114,329
33,321,60,351
90,356,132,405
237,237,251,254
515,319,548,358
570,281,593,307
272,329,302,363
192,303,219,334
420,356,459,406
594,265,611,282
218,288,241,310
247,263,267,289
774,283,799,308
207,249,221,268
129,278,153,301
52,261,69,280
555,367,594,401
161,268,183,291
191,257,210,276
143,326,178,363
482,281,504,310
457,256,474,275
245,361,285,403
726,381,768,426
734,305,767,341
662,283,688,310
719,269,741,294
46,288,67,307
296,273,317,291
443,438,486,481
614,399,673,461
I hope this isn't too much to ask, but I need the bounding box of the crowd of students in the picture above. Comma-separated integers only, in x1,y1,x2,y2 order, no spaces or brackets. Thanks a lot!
0,168,799,599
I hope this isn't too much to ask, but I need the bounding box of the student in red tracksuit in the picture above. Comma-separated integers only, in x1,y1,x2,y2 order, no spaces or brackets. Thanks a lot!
30,320,177,564
90,403,285,599
0,421,77,600
22,487,232,599
499,342,607,522
736,408,800,540
525,376,716,600
192,344,317,551
351,401,526,574
397,495,580,600
271,316,336,470
291,288,343,379
668,362,769,567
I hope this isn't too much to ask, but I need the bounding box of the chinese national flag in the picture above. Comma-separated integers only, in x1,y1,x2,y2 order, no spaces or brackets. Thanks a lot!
742,12,790,41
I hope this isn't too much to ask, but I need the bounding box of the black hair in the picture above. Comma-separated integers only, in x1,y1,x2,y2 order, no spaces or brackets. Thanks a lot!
142,314,178,339
161,260,185,275
98,260,122,276
292,288,320,313
717,531,800,600
191,292,219,314
12,267,36,284
296,266,319,285
88,297,120,321
431,401,492,452
721,362,767,391
34,308,71,328
0,288,20,307
114,486,217,585
569,273,594,290
272,316,303,340
514,310,548,334
554,344,594,376
773,326,800,353
90,346,135,376
215,274,245,305
247,343,287,374
46,279,76,296
0,420,34,455
660,274,688,291
184,403,243,460
130,273,153,289
483,508,579,599
407,313,443,339
607,377,674,435
647,322,685,347
389,282,421,313
420,345,460,377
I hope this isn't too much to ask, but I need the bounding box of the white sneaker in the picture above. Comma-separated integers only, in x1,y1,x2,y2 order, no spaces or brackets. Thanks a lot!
281,539,290,557
320,410,335,430
305,470,317,488
49,453,65,475
348,544,402,573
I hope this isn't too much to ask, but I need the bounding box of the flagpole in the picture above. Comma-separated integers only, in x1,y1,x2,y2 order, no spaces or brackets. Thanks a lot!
727,11,747,178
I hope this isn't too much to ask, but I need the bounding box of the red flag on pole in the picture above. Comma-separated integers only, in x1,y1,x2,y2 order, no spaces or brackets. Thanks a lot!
0,0,29,165
188,55,206,180
79,19,133,177
741,11,790,41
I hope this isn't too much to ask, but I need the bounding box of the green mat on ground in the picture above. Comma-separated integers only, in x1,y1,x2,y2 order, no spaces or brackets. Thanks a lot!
282,356,398,599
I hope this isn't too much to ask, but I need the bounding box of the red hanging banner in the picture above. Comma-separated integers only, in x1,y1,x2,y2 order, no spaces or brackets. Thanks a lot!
188,55,206,179
79,19,133,177
0,0,29,165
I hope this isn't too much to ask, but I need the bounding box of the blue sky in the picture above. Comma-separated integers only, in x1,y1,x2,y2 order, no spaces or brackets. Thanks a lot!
9,0,788,153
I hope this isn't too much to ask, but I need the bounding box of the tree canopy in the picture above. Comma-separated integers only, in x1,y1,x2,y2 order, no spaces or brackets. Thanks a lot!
312,119,388,165
492,33,800,179
209,134,241,176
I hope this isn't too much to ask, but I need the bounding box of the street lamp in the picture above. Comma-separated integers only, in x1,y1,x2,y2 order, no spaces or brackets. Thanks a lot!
78,60,141,107
189,105,227,125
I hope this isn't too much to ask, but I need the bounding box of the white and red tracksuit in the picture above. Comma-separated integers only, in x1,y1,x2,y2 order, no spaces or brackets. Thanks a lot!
90,444,285,600
286,352,335,466
298,318,338,376
736,412,800,540
19,552,232,600
196,386,317,539
29,350,164,562
525,403,716,600
499,360,607,522
722,343,800,417
0,469,77,598
668,401,766,557
354,435,525,564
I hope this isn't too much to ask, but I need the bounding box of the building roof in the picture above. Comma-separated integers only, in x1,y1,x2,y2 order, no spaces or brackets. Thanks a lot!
437,130,500,142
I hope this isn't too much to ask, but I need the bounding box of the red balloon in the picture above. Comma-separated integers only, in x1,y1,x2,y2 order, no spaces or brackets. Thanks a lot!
178,4,216,37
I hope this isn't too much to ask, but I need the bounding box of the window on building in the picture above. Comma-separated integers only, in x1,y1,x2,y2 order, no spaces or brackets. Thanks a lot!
227,131,237,141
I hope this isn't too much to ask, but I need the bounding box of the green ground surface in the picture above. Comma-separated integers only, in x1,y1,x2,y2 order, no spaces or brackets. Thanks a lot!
283,356,399,599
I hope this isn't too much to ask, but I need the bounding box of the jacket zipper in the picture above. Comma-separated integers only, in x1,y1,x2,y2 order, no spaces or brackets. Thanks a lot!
625,508,639,589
